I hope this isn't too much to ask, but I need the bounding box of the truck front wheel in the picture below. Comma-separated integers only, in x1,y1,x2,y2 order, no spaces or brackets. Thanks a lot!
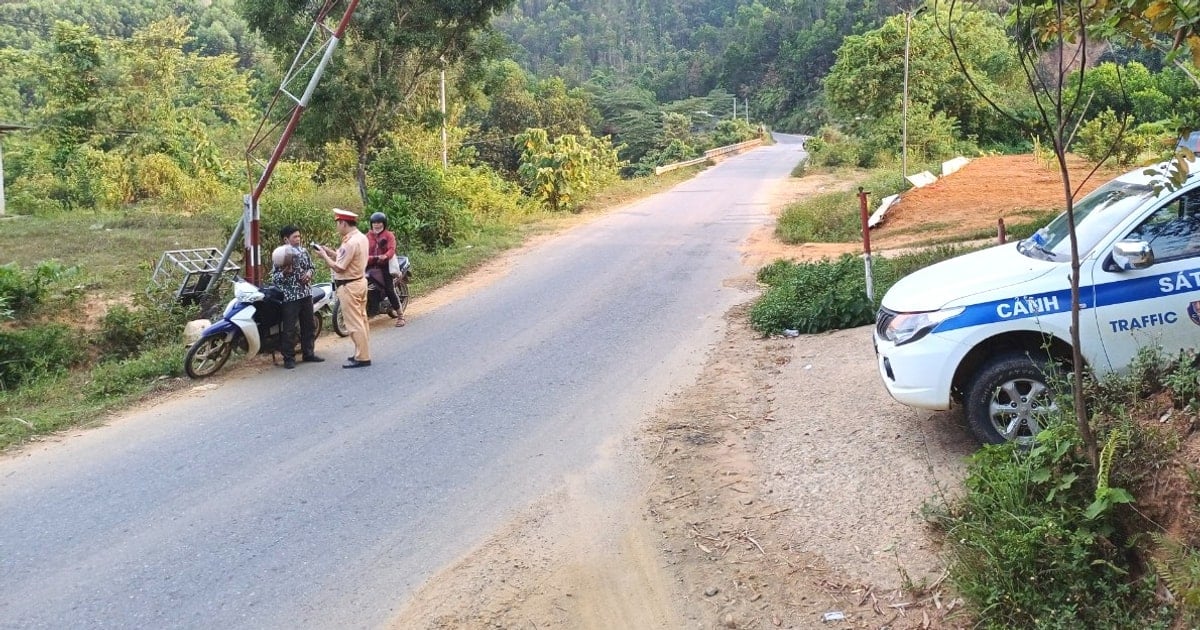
965,352,1059,446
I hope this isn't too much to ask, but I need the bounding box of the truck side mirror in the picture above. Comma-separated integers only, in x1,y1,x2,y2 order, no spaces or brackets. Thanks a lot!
1111,239,1154,270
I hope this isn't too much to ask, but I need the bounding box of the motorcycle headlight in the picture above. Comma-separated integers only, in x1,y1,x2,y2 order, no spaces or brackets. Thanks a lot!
233,281,264,303
883,307,964,346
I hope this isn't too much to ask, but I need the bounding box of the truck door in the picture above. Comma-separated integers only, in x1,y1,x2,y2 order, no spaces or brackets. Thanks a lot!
1090,187,1200,372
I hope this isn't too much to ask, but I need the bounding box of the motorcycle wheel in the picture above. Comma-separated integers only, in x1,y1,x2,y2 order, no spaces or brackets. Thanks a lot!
394,277,410,316
185,335,234,379
331,301,350,337
312,311,324,339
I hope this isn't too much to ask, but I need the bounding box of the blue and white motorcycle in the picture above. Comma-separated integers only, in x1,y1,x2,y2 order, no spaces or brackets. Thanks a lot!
184,279,335,379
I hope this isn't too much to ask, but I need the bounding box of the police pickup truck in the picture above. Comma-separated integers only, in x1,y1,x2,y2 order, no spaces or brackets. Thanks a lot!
874,160,1200,444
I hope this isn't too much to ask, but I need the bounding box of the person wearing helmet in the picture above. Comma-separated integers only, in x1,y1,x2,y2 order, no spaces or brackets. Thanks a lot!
270,225,324,369
366,211,404,327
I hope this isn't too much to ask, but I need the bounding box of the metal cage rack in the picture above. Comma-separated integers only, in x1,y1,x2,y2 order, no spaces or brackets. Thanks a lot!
150,248,241,305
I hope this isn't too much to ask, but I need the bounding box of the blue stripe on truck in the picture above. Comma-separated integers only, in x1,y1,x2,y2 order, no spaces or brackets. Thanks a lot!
932,266,1200,332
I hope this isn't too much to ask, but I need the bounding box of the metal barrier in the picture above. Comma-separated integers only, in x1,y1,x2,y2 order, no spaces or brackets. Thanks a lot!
654,156,708,175
704,138,762,159
654,138,764,175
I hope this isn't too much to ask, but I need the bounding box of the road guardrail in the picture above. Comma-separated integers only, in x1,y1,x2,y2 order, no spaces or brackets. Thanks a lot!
654,138,764,175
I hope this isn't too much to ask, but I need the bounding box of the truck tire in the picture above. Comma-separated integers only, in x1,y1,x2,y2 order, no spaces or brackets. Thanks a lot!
965,352,1059,446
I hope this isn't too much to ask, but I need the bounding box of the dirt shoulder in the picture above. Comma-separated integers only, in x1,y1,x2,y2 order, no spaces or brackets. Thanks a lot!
386,165,1019,628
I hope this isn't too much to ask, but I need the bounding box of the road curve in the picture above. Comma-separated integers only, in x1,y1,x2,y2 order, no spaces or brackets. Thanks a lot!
0,136,806,629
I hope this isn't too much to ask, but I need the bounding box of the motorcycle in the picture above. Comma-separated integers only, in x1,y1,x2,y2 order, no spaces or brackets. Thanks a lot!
184,278,336,379
332,256,411,336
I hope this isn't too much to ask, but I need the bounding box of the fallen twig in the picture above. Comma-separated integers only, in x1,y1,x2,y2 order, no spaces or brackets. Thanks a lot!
664,489,697,503
652,435,667,461
744,507,791,519
741,531,765,555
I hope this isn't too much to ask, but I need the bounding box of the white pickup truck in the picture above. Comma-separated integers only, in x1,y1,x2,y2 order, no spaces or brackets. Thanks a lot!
874,160,1200,444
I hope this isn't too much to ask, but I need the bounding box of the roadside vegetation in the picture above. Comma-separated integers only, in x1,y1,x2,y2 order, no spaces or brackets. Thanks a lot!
0,159,702,452
0,5,759,452
927,349,1200,628
758,159,1200,625
7,0,1200,626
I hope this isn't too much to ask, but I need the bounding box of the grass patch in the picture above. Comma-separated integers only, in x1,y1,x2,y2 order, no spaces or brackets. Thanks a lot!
926,350,1200,628
776,190,862,243
0,211,229,293
931,422,1168,629
775,167,908,244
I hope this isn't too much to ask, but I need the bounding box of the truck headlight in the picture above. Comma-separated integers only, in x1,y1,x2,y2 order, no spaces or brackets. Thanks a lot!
883,307,964,346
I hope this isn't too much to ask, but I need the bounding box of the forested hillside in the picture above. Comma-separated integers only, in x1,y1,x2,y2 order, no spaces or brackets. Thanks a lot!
0,0,258,68
494,0,902,130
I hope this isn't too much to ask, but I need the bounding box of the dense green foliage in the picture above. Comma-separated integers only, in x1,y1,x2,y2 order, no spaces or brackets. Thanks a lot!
0,324,82,390
515,127,622,212
0,261,73,318
494,0,899,130
749,244,969,335
929,350,1200,627
239,0,517,200
935,422,1166,629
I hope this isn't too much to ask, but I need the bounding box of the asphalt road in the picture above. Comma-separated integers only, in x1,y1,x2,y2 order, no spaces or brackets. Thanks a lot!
0,134,807,629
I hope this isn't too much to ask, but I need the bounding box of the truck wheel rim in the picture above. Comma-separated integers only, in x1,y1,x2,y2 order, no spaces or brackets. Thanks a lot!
988,377,1056,444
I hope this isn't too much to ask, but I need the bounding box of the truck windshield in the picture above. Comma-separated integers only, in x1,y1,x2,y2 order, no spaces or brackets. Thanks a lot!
1018,179,1156,261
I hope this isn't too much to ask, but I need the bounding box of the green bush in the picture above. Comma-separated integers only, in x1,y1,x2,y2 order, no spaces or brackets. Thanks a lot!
0,260,73,316
0,324,83,389
864,101,963,165
934,422,1166,629
630,139,701,177
85,345,182,400
1074,109,1146,165
806,132,868,168
750,255,875,335
368,148,470,251
710,119,759,147
255,161,343,250
444,165,535,227
750,245,970,336
98,294,195,360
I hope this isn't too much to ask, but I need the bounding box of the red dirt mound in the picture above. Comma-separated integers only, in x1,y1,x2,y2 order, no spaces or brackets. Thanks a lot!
873,154,1128,249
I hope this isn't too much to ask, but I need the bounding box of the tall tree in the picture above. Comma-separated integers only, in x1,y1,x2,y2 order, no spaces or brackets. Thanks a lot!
239,0,517,201
42,21,101,170
823,8,1025,145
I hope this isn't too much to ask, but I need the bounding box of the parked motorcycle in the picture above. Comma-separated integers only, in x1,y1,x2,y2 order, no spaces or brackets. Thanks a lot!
184,279,336,379
331,256,411,336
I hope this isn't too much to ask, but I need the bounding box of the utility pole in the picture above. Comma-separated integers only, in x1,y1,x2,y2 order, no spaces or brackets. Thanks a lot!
902,6,927,188
210,0,361,291
732,96,737,120
0,136,5,217
440,56,448,169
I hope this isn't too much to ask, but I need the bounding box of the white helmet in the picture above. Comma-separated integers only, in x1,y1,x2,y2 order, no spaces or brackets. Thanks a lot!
272,245,294,268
